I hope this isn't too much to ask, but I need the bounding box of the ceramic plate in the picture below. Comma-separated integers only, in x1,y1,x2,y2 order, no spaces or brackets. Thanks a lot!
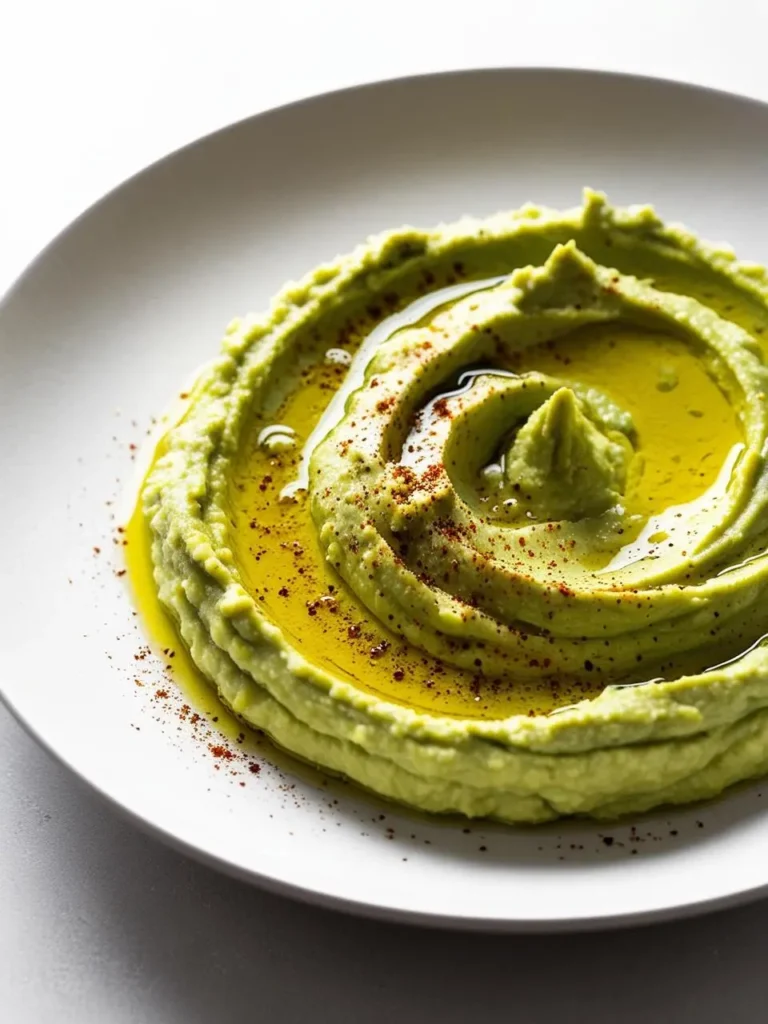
4,69,768,931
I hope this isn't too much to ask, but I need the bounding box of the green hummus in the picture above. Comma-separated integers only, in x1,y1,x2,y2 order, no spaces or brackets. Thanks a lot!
141,190,768,822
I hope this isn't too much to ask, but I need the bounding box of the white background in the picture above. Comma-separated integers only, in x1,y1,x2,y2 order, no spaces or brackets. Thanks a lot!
4,1,768,1020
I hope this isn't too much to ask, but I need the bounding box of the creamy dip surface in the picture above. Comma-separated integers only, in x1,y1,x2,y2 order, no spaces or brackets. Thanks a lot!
131,191,768,822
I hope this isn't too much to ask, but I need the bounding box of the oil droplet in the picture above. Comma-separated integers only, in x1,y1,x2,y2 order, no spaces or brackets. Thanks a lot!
325,348,353,366
257,424,297,453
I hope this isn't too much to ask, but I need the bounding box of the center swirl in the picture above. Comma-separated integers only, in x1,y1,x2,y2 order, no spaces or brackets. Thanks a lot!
309,243,768,689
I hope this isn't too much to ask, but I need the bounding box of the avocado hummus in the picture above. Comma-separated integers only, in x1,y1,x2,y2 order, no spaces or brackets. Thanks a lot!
140,190,768,823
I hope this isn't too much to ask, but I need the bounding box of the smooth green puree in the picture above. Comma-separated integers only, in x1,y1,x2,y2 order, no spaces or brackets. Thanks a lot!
133,192,768,822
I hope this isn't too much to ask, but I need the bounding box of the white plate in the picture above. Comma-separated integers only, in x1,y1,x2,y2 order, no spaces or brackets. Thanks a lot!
4,68,768,932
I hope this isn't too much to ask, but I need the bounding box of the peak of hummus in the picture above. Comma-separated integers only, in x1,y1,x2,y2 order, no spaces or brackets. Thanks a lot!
504,386,631,520
513,242,609,316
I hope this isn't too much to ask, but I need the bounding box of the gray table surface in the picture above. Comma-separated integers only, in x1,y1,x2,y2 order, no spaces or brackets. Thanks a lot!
3,703,768,1023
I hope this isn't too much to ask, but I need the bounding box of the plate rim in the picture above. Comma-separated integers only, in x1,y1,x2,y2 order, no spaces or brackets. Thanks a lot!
4,62,768,310
4,65,768,932
6,692,768,934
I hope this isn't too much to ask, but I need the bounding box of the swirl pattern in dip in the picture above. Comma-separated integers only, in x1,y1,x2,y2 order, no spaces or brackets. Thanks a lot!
138,191,768,822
